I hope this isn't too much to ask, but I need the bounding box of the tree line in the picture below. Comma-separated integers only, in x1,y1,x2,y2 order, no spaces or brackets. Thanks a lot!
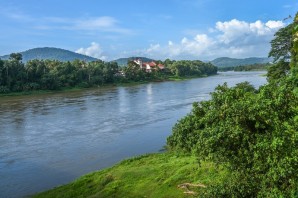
0,55,119,93
163,59,217,76
0,55,217,93
218,63,271,71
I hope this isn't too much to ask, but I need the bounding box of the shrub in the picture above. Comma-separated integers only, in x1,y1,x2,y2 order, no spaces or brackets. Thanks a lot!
167,80,298,197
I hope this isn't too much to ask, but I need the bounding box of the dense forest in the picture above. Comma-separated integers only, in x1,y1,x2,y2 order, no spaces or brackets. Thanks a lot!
0,56,217,94
167,14,298,197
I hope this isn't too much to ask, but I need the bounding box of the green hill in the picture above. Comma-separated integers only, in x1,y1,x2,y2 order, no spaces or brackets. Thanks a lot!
111,57,154,66
211,57,272,67
0,47,98,63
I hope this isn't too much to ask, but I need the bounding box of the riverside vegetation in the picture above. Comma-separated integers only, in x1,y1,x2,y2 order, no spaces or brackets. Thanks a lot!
34,14,298,197
0,55,217,95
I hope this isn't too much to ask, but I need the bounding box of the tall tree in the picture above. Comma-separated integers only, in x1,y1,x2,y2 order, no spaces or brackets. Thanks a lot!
267,23,293,82
269,23,293,62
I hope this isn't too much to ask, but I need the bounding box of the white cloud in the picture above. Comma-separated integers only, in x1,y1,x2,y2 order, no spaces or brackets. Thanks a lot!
72,17,131,34
265,20,284,29
76,42,107,60
135,19,285,60
146,44,161,53
76,17,116,29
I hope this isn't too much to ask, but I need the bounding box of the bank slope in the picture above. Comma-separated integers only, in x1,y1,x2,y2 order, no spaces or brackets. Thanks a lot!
33,153,227,198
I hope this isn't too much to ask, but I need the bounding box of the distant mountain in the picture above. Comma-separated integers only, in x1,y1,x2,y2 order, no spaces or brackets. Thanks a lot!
0,47,99,62
211,57,273,67
112,57,154,66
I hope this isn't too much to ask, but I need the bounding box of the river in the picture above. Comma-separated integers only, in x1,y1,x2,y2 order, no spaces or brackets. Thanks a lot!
0,71,267,198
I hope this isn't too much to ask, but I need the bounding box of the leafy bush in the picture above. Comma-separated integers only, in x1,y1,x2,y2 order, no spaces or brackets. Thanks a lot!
23,83,40,91
167,79,298,197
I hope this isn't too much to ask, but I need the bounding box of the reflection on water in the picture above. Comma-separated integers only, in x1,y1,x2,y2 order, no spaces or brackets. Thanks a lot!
0,71,267,197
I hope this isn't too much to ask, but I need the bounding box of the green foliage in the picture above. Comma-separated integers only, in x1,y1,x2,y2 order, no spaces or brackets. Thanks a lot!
291,13,298,70
267,21,294,84
269,23,293,62
167,78,298,197
122,61,147,81
9,53,23,62
267,60,290,82
0,85,9,93
165,60,217,77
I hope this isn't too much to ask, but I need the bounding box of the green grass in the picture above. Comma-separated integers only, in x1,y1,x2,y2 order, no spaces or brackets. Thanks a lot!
167,75,209,81
33,152,228,198
0,87,87,97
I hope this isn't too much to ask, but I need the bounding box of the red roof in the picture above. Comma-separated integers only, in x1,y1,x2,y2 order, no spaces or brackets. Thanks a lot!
149,61,157,67
140,61,164,70
142,62,156,67
158,63,165,69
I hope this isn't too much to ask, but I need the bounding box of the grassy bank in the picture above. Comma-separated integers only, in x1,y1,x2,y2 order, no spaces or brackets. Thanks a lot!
33,152,228,198
0,87,86,97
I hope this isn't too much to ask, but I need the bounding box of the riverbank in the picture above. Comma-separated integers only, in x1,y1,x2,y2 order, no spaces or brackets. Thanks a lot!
32,152,228,198
0,74,211,97
0,71,266,198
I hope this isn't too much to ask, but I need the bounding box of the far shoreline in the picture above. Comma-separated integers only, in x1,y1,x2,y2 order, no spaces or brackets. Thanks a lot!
0,74,216,98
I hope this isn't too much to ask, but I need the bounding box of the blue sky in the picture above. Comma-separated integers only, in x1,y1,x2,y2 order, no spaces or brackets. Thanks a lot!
0,0,297,61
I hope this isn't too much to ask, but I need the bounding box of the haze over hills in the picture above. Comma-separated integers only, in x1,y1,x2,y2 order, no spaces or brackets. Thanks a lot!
0,47,99,63
211,57,273,67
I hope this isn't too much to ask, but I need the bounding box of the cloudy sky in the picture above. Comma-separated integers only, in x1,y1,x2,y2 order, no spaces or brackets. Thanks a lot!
0,0,297,61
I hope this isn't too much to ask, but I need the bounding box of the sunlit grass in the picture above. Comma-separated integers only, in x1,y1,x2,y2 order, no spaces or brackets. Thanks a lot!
33,152,228,198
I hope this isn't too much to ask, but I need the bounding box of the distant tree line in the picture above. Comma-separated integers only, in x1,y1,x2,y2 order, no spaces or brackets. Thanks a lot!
164,59,217,76
218,63,271,71
0,54,217,93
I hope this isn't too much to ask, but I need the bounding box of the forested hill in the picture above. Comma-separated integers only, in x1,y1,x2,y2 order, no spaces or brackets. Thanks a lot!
211,57,272,67
0,47,98,63
112,57,154,66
